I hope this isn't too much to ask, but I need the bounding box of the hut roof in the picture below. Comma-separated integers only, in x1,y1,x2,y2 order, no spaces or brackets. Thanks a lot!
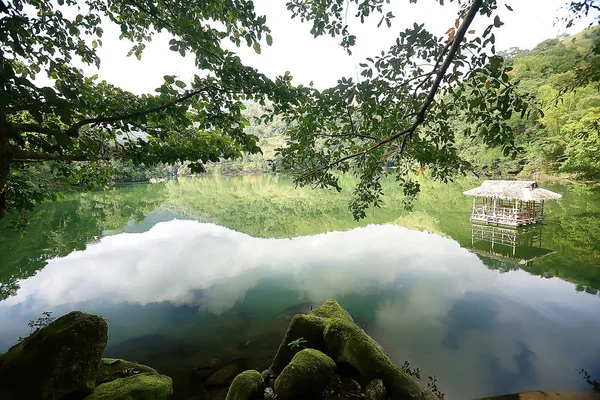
463,180,562,201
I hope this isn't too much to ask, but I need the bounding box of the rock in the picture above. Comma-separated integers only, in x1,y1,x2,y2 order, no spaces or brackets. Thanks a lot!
0,311,108,400
270,299,437,400
83,373,173,400
365,379,387,400
323,318,437,400
96,358,159,385
269,314,328,373
274,349,336,400
225,370,264,400
309,299,354,323
205,363,240,387
193,358,224,381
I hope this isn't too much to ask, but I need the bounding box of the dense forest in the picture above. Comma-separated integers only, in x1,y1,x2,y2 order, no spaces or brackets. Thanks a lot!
107,27,600,182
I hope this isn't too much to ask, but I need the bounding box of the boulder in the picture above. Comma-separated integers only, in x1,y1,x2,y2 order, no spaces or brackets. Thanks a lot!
270,299,352,373
274,349,336,400
205,363,240,387
270,299,438,400
96,358,159,385
83,373,172,400
324,318,437,400
0,311,108,400
225,370,264,400
365,379,388,400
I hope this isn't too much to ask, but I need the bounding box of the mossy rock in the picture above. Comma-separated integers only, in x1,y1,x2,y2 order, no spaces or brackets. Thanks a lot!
324,318,437,400
270,300,437,400
270,314,328,373
0,311,108,400
225,370,264,400
97,358,159,385
270,299,351,374
309,299,354,322
274,349,336,400
83,373,172,400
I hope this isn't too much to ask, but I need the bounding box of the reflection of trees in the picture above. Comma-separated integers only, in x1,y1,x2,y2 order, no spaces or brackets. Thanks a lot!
2,176,599,302
0,184,167,301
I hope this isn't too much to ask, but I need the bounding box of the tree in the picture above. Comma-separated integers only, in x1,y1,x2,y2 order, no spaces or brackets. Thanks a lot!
1,0,598,225
0,0,301,224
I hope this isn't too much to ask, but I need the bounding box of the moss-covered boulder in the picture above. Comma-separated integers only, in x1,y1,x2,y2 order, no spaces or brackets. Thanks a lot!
225,370,264,400
97,358,159,385
270,299,352,373
0,311,108,400
324,318,437,400
270,299,438,400
83,373,172,400
274,349,336,400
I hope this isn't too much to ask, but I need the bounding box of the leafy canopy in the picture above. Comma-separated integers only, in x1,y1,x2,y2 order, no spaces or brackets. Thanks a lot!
0,0,598,225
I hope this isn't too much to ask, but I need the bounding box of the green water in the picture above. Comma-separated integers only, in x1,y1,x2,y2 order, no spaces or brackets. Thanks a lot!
0,175,599,399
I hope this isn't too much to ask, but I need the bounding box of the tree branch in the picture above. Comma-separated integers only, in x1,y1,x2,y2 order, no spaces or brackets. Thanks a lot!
299,0,483,178
13,123,63,136
65,88,208,137
12,149,89,162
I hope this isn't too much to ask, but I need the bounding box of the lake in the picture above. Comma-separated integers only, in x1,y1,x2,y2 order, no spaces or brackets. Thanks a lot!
0,175,599,399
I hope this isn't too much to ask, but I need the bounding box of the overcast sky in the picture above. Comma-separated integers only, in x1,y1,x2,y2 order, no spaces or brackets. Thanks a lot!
89,0,595,93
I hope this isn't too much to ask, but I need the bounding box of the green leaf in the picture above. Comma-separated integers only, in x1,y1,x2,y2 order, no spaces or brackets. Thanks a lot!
164,75,175,84
253,43,261,54
175,80,186,89
266,34,273,46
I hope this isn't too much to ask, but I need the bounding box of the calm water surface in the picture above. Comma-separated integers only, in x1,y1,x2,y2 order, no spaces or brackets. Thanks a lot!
0,175,599,399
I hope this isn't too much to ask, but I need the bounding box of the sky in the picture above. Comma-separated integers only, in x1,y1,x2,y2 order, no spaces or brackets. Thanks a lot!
88,0,596,93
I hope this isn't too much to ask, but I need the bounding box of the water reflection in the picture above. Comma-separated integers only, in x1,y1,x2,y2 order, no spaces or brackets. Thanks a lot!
469,223,556,268
0,220,599,399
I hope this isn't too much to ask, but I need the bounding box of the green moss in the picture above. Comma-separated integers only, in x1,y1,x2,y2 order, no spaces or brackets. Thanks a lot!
225,370,264,400
83,373,172,400
0,311,108,400
274,349,335,400
96,358,159,385
270,314,328,373
309,299,354,322
324,318,437,400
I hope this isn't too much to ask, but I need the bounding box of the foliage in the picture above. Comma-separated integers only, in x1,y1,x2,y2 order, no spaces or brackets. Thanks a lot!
454,27,600,179
400,360,445,400
578,368,600,392
277,0,537,219
0,0,302,223
287,337,308,350
18,311,55,341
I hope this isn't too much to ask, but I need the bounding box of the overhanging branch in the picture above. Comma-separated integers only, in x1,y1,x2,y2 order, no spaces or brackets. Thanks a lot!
12,149,89,162
299,0,483,178
65,88,208,137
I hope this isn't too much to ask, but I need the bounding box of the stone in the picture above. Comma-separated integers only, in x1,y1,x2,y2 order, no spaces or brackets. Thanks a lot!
270,299,438,400
193,358,224,381
365,379,387,400
269,314,328,373
274,348,336,400
0,311,108,400
205,363,240,387
225,370,264,400
83,373,173,400
96,358,159,385
323,318,437,400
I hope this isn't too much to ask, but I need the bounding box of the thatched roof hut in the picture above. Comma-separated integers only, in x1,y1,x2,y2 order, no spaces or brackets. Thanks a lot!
463,180,562,201
463,181,561,227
